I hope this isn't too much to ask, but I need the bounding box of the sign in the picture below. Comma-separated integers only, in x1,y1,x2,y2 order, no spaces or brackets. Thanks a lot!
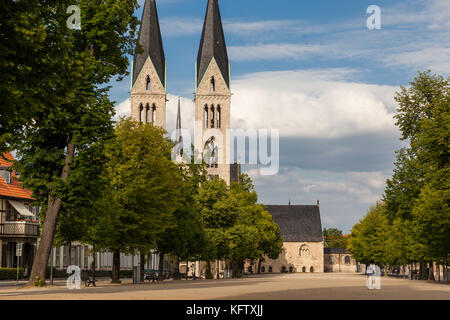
16,244,22,257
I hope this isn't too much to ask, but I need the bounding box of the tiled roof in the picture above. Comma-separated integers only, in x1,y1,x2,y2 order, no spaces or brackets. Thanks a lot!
0,153,34,201
266,205,324,242
132,0,166,88
324,248,349,254
197,0,230,88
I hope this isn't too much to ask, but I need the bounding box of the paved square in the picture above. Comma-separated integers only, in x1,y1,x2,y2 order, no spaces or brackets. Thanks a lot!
0,273,449,300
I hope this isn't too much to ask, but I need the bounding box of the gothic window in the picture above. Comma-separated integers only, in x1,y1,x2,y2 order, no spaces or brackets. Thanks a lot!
139,104,144,123
211,77,215,92
204,105,208,128
210,105,215,128
268,266,273,273
345,256,351,264
5,170,11,184
217,106,221,128
310,266,314,273
299,245,310,257
329,256,335,265
145,104,150,123
289,266,294,273
146,75,151,91
302,266,306,273
152,104,156,125
204,136,218,168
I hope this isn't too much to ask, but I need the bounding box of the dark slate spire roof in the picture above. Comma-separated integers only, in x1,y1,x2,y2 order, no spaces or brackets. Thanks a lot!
197,0,229,88
324,248,349,254
176,97,182,144
266,205,324,242
132,0,165,88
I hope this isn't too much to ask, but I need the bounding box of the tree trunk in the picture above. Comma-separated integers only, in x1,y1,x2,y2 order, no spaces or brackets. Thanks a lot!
185,258,189,281
216,260,220,279
68,242,72,266
111,250,121,283
419,261,425,280
257,258,262,274
92,243,96,283
428,260,435,281
173,256,180,280
158,253,164,282
437,260,440,282
206,261,212,279
139,252,145,283
27,140,75,286
445,257,448,282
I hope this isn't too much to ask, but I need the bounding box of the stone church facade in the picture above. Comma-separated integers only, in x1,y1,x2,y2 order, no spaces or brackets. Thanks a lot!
247,205,325,274
131,0,239,184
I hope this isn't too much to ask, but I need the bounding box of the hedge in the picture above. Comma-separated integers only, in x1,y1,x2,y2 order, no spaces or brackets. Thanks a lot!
0,268,24,280
45,267,133,279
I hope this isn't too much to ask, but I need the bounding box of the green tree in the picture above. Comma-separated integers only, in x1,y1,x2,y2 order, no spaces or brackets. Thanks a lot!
156,155,208,281
196,175,282,278
99,118,183,283
323,228,348,249
348,202,389,267
7,0,140,286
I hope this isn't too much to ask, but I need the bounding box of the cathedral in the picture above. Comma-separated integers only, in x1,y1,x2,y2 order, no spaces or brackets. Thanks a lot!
130,0,239,184
129,0,325,275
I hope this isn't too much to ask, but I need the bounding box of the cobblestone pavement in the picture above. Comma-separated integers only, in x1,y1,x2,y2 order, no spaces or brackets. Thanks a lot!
0,273,448,300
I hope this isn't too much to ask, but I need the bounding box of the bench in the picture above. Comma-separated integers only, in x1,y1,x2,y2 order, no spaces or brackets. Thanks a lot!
82,270,96,287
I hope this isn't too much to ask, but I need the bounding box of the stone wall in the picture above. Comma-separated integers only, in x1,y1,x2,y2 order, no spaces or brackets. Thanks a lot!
247,241,324,273
324,253,358,273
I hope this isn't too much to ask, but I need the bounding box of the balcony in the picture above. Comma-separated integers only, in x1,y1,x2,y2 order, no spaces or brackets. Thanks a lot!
0,221,39,237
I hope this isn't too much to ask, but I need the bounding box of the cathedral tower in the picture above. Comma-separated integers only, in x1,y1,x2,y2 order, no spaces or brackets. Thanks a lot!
195,0,235,184
131,0,166,128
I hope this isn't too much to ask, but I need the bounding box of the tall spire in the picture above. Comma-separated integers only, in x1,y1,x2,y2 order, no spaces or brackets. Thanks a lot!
197,0,229,88
175,97,183,157
132,0,166,88
176,97,182,144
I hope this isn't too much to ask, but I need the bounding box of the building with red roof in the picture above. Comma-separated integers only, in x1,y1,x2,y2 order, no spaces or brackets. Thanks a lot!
0,152,39,271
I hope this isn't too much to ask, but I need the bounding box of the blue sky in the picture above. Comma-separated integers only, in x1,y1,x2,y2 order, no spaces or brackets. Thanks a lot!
112,0,450,232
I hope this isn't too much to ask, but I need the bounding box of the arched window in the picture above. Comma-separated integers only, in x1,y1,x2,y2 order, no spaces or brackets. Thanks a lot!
268,266,272,273
329,256,335,265
211,77,215,92
310,266,314,273
281,266,287,273
289,266,294,273
299,245,310,257
204,136,218,168
261,266,265,273
152,104,156,125
345,256,351,264
302,266,306,273
5,171,11,184
146,75,151,91
204,105,208,128
145,104,150,123
210,105,215,128
217,106,221,128
139,104,144,123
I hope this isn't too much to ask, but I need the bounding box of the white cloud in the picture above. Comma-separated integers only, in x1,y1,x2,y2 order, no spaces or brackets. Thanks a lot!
114,94,195,135
386,47,450,74
115,69,399,139
230,69,399,138
228,44,334,62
